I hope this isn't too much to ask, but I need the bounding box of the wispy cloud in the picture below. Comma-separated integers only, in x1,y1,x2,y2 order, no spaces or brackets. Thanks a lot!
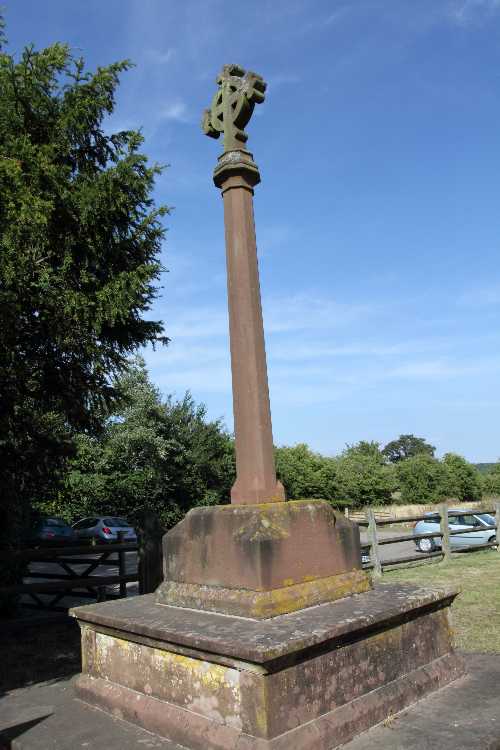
448,0,500,25
160,100,190,123
387,357,500,380
146,48,176,65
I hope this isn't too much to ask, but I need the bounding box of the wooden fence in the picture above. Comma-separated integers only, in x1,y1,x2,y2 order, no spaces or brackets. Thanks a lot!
0,518,163,613
2,504,497,612
359,501,499,576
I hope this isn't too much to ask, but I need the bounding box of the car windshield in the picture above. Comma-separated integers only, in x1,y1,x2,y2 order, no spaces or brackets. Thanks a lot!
103,518,129,527
477,513,495,526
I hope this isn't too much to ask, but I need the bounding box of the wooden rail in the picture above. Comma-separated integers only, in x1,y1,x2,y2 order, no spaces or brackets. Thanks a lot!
361,501,499,573
0,517,164,612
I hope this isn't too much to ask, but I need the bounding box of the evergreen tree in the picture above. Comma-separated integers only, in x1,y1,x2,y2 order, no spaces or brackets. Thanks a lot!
0,31,168,599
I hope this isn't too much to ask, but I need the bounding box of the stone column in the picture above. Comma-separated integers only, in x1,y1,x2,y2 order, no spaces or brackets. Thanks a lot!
213,151,285,505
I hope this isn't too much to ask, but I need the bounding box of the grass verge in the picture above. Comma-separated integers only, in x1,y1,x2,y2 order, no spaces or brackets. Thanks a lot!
385,550,500,653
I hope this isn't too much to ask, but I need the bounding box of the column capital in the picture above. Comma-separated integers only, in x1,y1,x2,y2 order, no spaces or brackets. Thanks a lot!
213,149,260,191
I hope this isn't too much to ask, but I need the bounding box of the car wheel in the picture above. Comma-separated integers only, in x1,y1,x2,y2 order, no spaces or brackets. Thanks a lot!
489,535,497,547
416,537,435,553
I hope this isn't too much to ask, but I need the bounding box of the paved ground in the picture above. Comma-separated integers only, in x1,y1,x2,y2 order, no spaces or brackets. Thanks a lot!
343,653,500,750
1,654,499,749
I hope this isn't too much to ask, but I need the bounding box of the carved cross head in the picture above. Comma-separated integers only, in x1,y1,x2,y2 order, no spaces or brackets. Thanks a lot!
202,64,266,153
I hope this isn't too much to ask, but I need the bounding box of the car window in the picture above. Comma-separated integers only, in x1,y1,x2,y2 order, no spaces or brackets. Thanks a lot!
74,518,97,529
477,514,495,526
462,514,481,526
103,518,129,527
449,515,461,526
45,518,67,527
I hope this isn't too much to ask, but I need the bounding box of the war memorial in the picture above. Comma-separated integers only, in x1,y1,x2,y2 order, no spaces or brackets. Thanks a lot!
62,66,470,749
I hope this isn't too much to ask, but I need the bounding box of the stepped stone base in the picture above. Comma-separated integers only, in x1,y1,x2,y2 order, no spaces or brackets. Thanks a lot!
71,583,464,750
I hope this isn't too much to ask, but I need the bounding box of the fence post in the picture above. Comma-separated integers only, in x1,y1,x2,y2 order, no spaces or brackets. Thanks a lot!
117,531,127,597
138,510,164,594
439,502,451,561
495,500,500,551
365,507,382,578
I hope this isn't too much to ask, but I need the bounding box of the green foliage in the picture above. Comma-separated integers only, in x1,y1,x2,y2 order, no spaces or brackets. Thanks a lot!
334,442,396,508
474,462,498,476
45,359,235,529
441,453,482,503
396,454,453,504
382,434,436,463
0,31,168,610
274,444,337,501
275,441,395,509
482,462,500,496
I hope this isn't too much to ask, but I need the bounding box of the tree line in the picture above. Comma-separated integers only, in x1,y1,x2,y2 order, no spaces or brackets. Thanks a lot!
33,358,499,531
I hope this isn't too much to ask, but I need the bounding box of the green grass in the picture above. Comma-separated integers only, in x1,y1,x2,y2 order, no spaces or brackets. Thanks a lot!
385,550,500,653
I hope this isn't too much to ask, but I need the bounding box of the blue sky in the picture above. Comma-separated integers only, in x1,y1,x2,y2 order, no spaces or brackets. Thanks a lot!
6,0,500,461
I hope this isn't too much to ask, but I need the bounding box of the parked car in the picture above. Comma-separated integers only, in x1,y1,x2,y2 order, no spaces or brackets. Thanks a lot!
72,516,137,544
413,510,496,553
26,517,76,546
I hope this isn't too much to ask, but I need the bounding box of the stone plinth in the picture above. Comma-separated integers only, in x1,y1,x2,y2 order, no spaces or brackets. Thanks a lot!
155,500,371,619
71,583,464,750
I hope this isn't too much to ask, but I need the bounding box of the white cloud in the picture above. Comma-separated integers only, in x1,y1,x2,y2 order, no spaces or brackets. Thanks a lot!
146,48,176,65
264,293,373,333
387,358,500,380
160,101,190,123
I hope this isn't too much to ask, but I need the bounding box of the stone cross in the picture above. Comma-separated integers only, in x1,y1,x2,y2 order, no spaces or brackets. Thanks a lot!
203,65,285,505
202,64,266,153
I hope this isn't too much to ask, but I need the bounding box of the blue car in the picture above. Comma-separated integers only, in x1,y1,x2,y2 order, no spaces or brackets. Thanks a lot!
413,510,496,553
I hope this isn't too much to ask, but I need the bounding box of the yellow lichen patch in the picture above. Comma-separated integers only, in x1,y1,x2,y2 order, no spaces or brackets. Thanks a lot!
249,570,372,619
92,633,243,726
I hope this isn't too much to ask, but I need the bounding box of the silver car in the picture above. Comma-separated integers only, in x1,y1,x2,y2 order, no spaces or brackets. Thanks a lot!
72,516,137,543
413,510,496,553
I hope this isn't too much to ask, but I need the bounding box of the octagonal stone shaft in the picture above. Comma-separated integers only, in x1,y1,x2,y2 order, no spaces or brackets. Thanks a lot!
217,165,285,505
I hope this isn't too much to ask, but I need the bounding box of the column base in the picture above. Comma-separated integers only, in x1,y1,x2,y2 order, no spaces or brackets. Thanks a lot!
157,500,370,618
231,478,286,505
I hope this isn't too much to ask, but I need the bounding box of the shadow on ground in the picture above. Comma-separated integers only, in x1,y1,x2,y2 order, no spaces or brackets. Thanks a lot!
0,616,81,697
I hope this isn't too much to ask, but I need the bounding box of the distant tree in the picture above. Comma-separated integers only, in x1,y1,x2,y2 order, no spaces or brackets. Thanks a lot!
474,462,498,476
482,462,500,497
274,444,337,500
396,454,452,504
0,32,168,608
44,360,235,529
344,440,384,461
441,453,482,503
334,442,396,508
382,434,436,463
